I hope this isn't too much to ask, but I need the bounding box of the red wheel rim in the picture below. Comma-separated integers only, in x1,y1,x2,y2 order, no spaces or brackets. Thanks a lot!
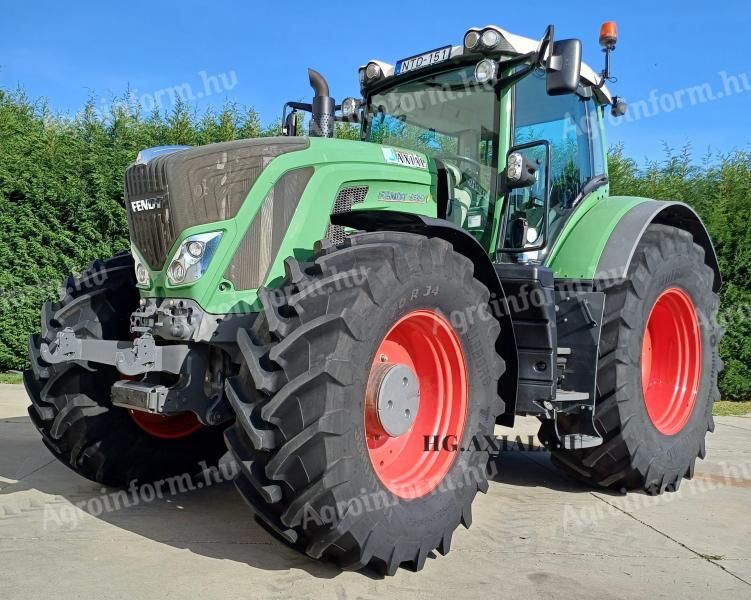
365,310,468,499
641,287,702,435
129,410,203,440
120,373,203,440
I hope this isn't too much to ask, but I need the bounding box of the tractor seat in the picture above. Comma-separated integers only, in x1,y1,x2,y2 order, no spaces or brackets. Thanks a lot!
444,162,472,227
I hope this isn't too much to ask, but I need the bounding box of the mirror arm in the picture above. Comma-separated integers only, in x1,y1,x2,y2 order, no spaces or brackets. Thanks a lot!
335,114,362,124
547,53,565,73
536,25,555,68
498,51,537,72
493,62,536,93
285,101,313,112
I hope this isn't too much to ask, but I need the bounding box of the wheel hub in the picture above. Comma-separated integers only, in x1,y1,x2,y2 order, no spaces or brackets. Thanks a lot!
365,363,420,437
364,310,468,499
641,287,702,435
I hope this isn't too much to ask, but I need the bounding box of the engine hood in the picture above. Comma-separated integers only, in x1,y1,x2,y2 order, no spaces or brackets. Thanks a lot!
124,137,310,270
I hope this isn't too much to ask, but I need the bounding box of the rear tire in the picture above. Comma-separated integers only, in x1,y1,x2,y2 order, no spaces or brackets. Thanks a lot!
541,225,722,494
224,232,505,573
25,253,228,487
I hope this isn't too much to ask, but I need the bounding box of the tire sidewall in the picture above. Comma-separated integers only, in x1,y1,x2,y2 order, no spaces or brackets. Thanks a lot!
334,267,499,541
621,248,717,469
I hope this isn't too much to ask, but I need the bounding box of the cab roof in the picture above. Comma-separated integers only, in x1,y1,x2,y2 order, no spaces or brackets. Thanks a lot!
362,25,612,105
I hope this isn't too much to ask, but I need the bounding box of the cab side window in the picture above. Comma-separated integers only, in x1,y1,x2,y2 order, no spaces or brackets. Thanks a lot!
588,102,607,177
513,72,593,211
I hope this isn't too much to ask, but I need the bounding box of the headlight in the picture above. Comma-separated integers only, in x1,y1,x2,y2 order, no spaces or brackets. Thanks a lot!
507,152,523,181
365,62,382,81
186,240,205,258
474,59,498,84
341,97,359,118
480,29,501,49
132,248,150,287
169,261,186,283
464,30,481,51
166,232,222,286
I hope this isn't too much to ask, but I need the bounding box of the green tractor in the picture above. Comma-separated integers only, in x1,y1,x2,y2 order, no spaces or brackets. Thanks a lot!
26,21,722,573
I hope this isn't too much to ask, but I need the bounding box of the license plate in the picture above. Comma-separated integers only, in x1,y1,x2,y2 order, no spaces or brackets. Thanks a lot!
396,46,452,75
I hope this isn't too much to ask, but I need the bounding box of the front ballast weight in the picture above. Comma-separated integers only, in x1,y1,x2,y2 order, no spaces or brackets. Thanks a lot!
40,328,233,426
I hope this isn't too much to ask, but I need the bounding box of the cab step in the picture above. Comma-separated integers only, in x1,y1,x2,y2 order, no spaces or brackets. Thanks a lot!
555,390,589,403
559,433,603,450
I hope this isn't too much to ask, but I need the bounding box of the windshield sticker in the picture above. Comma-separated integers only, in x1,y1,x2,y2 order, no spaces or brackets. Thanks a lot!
378,190,430,203
382,148,428,170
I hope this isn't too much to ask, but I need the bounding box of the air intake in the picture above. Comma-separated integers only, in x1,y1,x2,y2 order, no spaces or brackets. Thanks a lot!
326,186,369,245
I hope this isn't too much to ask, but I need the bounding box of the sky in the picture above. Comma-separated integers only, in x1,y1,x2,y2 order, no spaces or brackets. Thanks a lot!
1,0,749,162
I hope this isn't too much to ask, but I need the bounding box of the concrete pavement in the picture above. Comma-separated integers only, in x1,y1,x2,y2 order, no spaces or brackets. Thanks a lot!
1,383,750,599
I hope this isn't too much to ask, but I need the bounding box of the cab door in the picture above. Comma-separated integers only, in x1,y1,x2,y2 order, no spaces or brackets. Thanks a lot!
499,72,607,258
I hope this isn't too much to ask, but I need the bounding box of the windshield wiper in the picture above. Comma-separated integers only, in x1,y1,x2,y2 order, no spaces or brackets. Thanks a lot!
571,174,609,208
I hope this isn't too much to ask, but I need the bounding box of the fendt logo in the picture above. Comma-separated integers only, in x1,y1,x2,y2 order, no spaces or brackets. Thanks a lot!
130,197,163,212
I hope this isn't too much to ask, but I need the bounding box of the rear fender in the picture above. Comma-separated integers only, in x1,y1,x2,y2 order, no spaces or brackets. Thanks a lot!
594,200,721,291
547,197,721,291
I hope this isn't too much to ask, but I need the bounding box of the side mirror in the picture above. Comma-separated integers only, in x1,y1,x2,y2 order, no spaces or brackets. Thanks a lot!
500,140,551,253
546,39,582,96
340,97,362,124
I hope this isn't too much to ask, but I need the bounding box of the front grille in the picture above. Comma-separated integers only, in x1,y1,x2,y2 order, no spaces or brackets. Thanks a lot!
326,186,369,245
124,138,309,270
125,162,176,270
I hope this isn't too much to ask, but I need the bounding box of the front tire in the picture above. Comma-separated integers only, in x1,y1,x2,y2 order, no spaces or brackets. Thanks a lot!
542,225,722,494
25,253,228,487
224,232,505,573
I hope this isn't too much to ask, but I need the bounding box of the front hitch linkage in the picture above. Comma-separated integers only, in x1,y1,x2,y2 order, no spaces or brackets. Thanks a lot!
40,328,190,376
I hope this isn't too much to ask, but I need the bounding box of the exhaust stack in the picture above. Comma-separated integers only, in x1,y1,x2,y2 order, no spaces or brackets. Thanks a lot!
308,68,335,138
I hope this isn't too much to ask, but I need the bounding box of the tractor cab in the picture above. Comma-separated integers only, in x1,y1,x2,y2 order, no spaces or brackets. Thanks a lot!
285,24,625,262
355,25,622,260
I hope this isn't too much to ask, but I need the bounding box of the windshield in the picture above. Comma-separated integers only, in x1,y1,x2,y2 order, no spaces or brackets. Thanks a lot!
365,65,499,245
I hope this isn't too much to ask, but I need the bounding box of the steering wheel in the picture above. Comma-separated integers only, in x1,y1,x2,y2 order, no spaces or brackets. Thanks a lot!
435,154,485,172
436,154,486,206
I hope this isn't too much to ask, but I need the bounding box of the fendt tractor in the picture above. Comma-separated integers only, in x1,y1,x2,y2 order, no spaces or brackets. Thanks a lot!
26,22,722,573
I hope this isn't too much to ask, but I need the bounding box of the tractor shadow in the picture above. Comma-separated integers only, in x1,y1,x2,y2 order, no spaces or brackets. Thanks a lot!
0,414,620,579
485,437,629,499
0,414,380,578
486,443,589,493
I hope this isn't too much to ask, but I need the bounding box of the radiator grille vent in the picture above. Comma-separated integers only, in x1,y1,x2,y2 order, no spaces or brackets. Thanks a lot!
326,186,368,245
224,167,314,291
